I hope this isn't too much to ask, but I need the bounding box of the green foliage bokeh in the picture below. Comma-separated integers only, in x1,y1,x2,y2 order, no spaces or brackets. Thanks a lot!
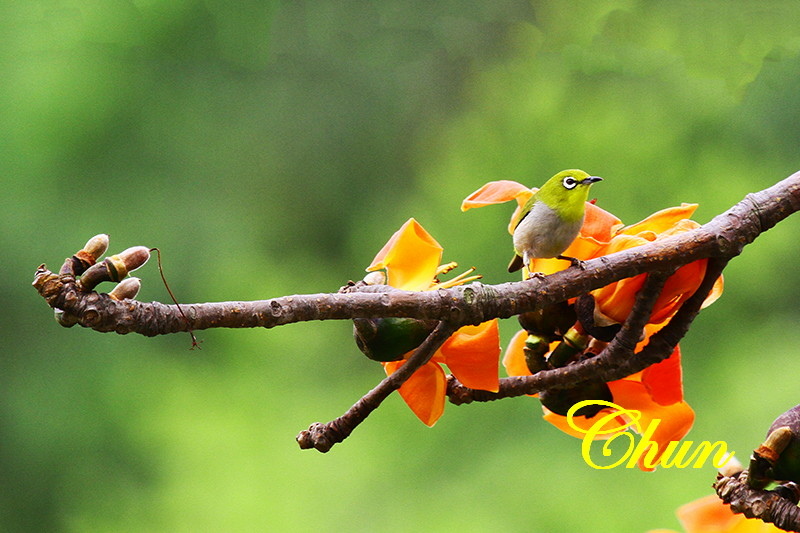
4,2,800,531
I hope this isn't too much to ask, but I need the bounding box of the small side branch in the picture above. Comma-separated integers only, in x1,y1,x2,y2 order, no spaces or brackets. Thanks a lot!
296,321,456,452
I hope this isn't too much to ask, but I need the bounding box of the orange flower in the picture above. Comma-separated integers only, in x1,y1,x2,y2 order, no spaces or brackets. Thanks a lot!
648,494,783,532
461,181,723,326
366,218,501,426
502,324,694,472
538,203,724,326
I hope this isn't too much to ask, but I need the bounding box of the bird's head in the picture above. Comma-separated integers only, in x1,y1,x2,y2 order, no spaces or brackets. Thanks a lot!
537,169,602,222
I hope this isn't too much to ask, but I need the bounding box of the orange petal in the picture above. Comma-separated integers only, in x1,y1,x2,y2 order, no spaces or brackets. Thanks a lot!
582,202,624,243
703,274,724,309
676,494,783,532
619,204,699,237
589,233,651,324
649,260,707,324
367,218,443,291
502,329,532,377
608,380,695,471
460,180,532,211
676,495,741,532
384,360,446,427
543,406,628,440
441,320,500,392
641,345,684,406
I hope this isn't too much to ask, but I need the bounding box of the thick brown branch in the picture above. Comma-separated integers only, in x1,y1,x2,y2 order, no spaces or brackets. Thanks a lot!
32,171,800,336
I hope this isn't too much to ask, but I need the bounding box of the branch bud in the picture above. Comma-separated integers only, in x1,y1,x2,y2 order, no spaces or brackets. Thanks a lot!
54,308,79,328
78,246,150,290
108,277,141,301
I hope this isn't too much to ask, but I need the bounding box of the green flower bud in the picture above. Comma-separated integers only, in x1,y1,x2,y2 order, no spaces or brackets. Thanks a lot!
353,317,437,362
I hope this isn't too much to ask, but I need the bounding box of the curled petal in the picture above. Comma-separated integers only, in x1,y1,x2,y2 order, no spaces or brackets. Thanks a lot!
620,204,699,237
703,275,725,309
384,360,446,427
460,180,532,211
441,320,501,392
502,329,532,377
367,218,443,291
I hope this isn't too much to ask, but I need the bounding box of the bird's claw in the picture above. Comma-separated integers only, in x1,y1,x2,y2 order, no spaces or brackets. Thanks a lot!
558,255,586,270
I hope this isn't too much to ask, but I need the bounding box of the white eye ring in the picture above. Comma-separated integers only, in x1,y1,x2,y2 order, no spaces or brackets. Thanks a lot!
562,176,578,190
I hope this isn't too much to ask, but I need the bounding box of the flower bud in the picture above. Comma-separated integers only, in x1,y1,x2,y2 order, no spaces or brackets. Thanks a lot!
108,277,141,300
81,234,110,261
748,405,800,488
539,379,613,418
547,325,589,368
78,246,150,290
105,246,150,281
353,317,437,362
523,334,550,374
72,233,111,273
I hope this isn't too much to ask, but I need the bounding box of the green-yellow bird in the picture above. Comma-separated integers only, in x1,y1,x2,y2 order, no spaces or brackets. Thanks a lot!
508,169,602,273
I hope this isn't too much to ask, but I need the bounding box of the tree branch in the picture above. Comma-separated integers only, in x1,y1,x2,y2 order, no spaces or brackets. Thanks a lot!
296,321,455,452
715,471,800,532
446,257,727,404
30,171,800,451
33,172,800,336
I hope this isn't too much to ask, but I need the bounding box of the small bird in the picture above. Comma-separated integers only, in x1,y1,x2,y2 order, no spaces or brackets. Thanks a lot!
508,169,602,273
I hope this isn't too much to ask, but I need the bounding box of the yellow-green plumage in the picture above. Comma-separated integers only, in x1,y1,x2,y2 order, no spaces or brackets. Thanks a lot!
509,169,602,273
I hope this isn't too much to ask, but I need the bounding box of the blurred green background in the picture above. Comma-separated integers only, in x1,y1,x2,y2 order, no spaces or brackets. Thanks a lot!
4,1,800,531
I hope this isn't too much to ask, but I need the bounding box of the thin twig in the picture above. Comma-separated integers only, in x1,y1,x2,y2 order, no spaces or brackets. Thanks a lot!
296,321,456,452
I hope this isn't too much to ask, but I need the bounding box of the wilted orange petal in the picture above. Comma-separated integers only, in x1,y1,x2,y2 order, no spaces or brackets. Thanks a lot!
441,320,500,392
367,218,443,291
641,345,684,406
620,204,699,237
384,360,446,427
502,329,532,377
608,380,695,471
460,180,532,211
676,494,782,532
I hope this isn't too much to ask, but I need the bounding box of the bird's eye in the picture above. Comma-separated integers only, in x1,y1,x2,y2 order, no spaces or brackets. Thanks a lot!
562,177,578,190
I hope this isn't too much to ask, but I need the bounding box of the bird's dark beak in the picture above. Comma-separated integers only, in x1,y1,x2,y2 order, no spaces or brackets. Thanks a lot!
583,176,603,184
